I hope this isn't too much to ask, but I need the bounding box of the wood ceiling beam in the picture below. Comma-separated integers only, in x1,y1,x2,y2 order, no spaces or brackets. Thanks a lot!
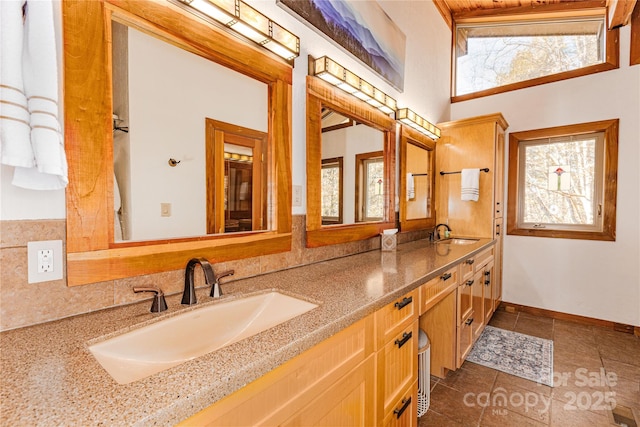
607,0,638,28
452,0,606,23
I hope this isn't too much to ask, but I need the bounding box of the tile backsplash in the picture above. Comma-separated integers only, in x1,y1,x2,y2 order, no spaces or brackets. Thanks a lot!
0,216,429,331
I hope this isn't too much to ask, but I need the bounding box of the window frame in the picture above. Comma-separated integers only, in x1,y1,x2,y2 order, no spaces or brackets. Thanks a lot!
452,10,620,103
321,157,344,225
507,119,619,241
355,151,384,222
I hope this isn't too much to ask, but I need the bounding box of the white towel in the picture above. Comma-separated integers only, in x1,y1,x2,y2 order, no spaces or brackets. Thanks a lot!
0,0,68,190
406,173,415,201
461,168,480,202
1,1,32,166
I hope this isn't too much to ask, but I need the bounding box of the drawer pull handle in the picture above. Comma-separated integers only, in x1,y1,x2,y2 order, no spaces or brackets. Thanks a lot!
395,331,412,349
465,317,474,325
465,279,474,286
394,397,412,418
441,272,452,281
465,259,475,265
485,271,491,285
394,296,413,310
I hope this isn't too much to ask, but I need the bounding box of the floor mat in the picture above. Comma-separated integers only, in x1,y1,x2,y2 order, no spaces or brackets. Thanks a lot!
467,325,554,386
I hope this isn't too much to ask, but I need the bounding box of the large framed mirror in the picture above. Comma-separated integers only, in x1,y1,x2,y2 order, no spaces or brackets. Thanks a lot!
398,125,436,232
306,76,396,247
63,0,293,286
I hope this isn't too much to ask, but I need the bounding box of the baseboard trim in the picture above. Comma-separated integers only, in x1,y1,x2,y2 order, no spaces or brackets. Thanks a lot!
498,301,639,335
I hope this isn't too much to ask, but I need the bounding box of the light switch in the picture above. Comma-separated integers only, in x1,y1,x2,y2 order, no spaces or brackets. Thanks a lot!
161,203,171,217
293,185,302,207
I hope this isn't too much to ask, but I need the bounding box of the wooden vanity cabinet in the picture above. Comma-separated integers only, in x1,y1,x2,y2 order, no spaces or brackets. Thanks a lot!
179,315,375,426
375,290,419,426
181,290,421,426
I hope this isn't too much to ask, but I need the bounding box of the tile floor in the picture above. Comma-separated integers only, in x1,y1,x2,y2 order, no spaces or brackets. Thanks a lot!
419,309,640,426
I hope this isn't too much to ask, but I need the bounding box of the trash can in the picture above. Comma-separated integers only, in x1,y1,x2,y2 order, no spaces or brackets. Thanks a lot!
418,328,430,417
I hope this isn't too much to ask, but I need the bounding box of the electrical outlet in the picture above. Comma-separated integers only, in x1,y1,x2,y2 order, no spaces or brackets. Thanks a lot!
292,185,302,207
28,240,63,284
38,249,54,273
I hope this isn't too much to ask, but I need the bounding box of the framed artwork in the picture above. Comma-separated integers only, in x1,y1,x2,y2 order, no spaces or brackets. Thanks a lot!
278,0,406,91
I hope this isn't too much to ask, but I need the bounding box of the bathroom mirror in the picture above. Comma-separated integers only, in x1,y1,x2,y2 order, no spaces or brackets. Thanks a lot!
111,21,269,241
320,108,385,226
306,76,395,247
398,125,436,232
63,0,292,286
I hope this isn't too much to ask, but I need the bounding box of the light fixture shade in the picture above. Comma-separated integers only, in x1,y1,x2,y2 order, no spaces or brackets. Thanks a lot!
397,108,441,140
310,56,397,115
173,0,300,62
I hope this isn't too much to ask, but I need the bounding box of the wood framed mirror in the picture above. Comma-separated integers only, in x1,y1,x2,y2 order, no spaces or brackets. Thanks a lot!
306,76,396,247
398,125,436,232
63,0,292,286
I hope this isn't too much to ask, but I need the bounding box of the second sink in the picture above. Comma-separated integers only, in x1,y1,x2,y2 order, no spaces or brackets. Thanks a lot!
436,238,480,245
89,291,318,384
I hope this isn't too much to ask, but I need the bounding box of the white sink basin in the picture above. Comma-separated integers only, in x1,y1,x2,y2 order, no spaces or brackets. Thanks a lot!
89,291,318,384
436,238,479,245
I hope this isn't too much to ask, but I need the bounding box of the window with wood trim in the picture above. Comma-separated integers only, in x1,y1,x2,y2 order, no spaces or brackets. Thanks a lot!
355,151,384,222
453,11,619,101
321,157,343,224
507,119,618,241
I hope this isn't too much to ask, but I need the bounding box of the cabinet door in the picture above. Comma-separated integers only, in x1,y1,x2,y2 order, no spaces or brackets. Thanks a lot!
382,381,418,427
457,310,475,368
457,279,473,325
471,270,484,340
377,320,419,419
482,259,495,326
494,128,505,218
281,356,375,427
493,219,503,307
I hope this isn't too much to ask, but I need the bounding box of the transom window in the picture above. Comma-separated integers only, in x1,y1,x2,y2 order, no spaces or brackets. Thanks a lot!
453,12,618,101
507,120,618,241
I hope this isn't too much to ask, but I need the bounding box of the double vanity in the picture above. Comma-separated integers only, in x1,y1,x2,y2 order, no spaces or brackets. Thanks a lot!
0,237,494,426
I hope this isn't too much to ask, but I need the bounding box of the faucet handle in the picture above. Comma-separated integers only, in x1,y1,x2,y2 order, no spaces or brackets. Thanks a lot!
133,286,168,313
210,269,235,298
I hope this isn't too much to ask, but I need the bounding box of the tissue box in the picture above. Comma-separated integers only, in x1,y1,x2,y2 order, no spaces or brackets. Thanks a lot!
381,234,397,251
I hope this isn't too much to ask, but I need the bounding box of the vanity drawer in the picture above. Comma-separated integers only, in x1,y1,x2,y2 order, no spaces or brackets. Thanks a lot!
377,320,418,421
474,247,494,271
382,380,418,427
375,289,418,348
419,266,458,315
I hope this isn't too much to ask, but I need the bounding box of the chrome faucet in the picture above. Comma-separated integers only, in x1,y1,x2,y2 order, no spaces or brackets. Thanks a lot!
182,257,216,305
433,223,451,241
211,269,235,298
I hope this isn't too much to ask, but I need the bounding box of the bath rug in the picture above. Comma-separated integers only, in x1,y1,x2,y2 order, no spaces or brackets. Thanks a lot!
467,325,553,386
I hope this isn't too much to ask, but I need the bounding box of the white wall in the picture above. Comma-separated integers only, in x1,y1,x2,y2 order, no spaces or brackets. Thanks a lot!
451,26,640,326
126,28,267,240
0,0,452,223
258,0,452,215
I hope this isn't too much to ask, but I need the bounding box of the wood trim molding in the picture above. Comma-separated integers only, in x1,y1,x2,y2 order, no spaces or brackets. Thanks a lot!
499,302,639,334
608,0,637,28
632,2,640,65
63,0,293,286
506,119,619,241
305,76,396,248
452,16,619,103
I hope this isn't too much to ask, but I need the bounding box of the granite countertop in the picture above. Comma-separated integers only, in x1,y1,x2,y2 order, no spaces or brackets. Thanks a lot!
0,237,493,426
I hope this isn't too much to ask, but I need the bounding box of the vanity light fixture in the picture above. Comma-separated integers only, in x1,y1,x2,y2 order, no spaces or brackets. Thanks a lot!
310,56,397,115
170,0,300,62
396,108,441,140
